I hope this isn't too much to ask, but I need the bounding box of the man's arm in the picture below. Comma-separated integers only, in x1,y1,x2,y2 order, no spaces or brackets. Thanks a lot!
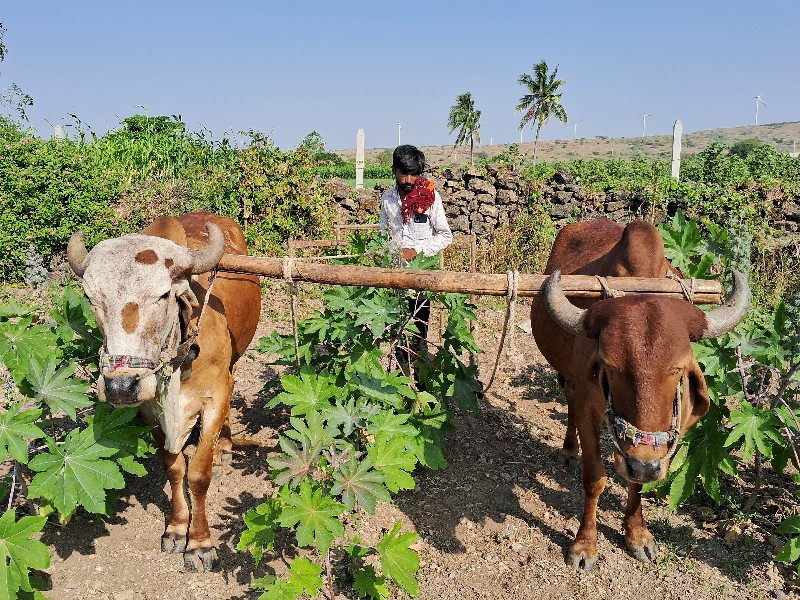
380,190,403,255
416,191,453,257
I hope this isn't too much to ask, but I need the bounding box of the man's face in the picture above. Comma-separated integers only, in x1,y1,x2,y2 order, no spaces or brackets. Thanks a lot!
393,168,418,195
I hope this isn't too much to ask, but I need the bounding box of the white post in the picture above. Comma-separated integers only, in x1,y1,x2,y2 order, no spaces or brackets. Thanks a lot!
356,129,365,190
397,122,401,146
671,119,683,180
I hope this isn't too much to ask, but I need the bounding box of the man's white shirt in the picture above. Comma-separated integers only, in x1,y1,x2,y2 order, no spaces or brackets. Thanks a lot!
379,187,453,257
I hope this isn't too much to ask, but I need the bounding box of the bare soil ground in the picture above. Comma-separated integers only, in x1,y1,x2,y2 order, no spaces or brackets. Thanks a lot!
43,290,797,600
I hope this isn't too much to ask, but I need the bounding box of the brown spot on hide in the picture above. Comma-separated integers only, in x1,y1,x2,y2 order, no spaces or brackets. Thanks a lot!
135,249,158,265
164,258,174,268
121,302,140,334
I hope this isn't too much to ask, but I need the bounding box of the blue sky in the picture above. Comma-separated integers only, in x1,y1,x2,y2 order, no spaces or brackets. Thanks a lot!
2,1,798,151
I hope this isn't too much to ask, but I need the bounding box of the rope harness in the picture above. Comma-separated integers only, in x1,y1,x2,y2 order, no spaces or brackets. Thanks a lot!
100,269,218,378
604,368,684,461
483,269,520,393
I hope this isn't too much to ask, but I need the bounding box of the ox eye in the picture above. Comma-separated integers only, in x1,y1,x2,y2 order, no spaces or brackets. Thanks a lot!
158,291,170,302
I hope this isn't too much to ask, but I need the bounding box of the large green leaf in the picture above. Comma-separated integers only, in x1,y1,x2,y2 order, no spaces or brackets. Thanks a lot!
26,356,93,420
0,319,57,385
287,557,323,597
237,498,281,564
27,427,125,518
284,411,339,453
330,455,390,514
0,404,44,464
376,522,419,597
724,401,783,461
268,367,338,415
268,436,321,488
353,565,390,600
368,433,417,493
0,509,50,599
278,480,345,554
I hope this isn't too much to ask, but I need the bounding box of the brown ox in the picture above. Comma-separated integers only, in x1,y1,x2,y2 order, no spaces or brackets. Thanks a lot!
67,211,261,572
530,218,749,570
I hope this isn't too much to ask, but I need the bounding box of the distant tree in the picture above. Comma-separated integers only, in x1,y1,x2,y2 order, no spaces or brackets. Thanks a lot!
299,130,326,154
298,130,342,165
447,92,482,164
516,60,567,162
729,138,769,159
0,22,33,120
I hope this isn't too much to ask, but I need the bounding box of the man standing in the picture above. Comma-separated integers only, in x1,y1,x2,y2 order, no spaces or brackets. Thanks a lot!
379,145,453,381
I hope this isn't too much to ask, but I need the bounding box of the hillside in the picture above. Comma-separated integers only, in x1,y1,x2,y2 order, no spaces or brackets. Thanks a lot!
335,121,800,167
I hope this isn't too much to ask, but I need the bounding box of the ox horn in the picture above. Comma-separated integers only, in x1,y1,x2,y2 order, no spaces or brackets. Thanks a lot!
700,270,751,339
67,231,89,277
543,269,588,336
189,221,226,275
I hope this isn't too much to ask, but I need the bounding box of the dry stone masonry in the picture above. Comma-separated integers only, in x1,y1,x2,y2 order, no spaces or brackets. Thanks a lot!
327,165,800,240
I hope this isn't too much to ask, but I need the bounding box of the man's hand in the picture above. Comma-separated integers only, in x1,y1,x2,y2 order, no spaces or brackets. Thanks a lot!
402,247,418,261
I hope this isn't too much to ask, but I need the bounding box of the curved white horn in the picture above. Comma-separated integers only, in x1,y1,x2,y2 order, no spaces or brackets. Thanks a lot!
543,269,588,336
67,231,89,277
189,221,225,275
700,270,751,339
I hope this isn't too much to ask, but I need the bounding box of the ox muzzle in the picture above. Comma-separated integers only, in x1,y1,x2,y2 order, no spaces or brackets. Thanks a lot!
97,352,162,406
605,371,684,484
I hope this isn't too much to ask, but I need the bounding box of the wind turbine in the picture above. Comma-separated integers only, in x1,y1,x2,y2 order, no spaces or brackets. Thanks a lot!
642,113,653,137
573,119,583,140
753,94,766,125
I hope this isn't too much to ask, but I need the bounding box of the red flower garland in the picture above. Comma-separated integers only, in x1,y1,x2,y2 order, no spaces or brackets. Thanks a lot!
401,177,436,223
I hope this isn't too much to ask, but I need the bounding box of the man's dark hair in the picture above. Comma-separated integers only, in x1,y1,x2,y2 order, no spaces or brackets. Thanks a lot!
392,145,426,175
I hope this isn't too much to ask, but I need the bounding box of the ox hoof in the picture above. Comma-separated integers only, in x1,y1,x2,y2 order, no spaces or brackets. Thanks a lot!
184,547,218,573
556,450,579,468
161,532,187,554
212,452,233,479
627,538,657,563
566,548,597,571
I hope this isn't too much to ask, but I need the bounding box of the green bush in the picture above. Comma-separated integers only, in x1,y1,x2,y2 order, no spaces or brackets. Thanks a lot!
0,117,123,280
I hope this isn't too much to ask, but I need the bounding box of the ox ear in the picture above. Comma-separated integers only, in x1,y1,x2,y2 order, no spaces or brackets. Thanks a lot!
173,280,199,332
685,357,710,429
67,231,90,277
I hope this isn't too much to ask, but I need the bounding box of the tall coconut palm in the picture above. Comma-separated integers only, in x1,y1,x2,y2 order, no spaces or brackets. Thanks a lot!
448,92,481,164
516,60,568,163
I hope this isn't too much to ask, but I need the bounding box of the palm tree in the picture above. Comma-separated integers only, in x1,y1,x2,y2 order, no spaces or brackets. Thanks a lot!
516,60,568,163
448,92,481,164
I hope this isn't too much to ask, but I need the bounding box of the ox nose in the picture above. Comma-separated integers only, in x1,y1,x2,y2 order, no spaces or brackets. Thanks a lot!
103,375,140,404
624,457,662,482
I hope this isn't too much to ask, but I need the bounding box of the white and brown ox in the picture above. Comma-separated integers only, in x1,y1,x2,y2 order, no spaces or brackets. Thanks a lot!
67,211,261,572
531,217,749,570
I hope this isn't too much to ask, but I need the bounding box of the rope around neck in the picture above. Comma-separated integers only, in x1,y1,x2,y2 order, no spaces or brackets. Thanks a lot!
482,269,519,393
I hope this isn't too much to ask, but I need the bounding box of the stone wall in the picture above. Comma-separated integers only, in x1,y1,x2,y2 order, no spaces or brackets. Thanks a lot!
327,167,800,238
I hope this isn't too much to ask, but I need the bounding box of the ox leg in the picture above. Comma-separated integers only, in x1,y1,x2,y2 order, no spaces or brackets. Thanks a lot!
213,414,233,475
567,415,605,571
183,388,232,572
623,482,657,562
156,428,190,554
557,378,579,466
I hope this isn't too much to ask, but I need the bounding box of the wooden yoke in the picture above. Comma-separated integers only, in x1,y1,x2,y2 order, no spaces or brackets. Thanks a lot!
217,254,723,304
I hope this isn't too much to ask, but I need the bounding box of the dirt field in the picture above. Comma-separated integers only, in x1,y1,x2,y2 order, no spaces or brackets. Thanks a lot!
42,291,797,600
